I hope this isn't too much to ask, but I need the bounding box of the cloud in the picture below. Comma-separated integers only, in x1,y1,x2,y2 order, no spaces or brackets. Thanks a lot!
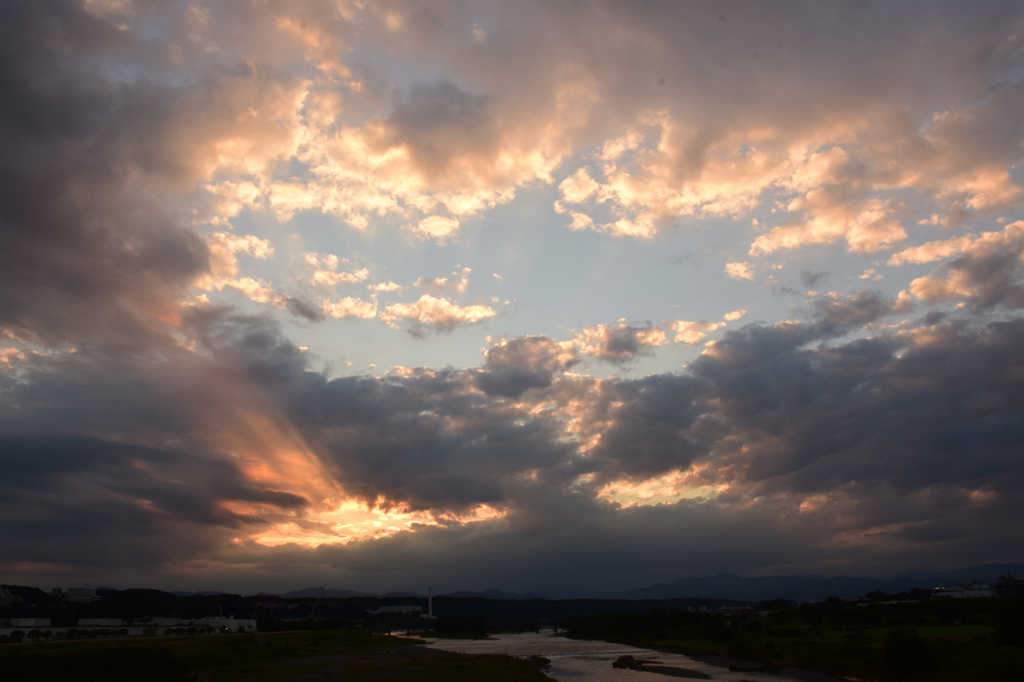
572,323,668,362
888,234,978,266
322,297,377,319
750,193,907,255
800,270,827,287
369,281,403,293
414,266,471,294
859,268,883,281
3,0,1024,593
380,294,496,335
414,215,461,239
667,320,725,345
725,262,755,281
3,300,1024,590
723,309,748,322
305,253,369,287
907,221,1024,309
477,336,579,397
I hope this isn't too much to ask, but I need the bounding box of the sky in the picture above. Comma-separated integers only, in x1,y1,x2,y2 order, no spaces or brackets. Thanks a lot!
2,0,1024,595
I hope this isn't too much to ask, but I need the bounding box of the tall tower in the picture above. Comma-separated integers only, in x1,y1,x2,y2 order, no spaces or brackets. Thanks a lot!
428,587,433,618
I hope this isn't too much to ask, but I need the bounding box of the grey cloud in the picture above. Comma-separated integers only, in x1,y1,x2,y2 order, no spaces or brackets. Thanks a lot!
283,296,327,323
800,269,827,287
689,317,1024,498
3,304,1024,590
574,324,667,363
0,1,329,348
380,80,498,183
476,335,578,397
0,1,201,346
913,227,1024,309
0,433,306,572
807,289,902,330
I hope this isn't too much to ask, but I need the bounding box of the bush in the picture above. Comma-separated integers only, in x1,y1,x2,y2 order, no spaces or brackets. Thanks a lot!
884,627,933,673
993,602,1024,647
727,633,760,658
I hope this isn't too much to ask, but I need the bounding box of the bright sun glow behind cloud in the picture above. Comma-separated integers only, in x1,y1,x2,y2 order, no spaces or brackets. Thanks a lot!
250,501,506,548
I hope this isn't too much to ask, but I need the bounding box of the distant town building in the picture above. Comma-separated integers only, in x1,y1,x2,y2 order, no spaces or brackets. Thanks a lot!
933,581,993,598
367,605,422,615
185,616,257,633
78,618,123,627
993,577,1024,599
0,616,255,641
1,618,51,627
65,587,100,603
142,616,257,632
0,588,16,607
50,588,63,599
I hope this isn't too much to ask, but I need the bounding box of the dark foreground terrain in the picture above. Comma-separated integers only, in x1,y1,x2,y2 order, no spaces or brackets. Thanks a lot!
567,595,1024,681
0,630,551,682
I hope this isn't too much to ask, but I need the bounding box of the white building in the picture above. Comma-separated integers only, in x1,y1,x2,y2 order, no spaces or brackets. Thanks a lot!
933,582,993,598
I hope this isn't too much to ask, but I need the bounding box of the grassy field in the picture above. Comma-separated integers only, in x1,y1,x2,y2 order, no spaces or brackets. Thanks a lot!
0,630,552,682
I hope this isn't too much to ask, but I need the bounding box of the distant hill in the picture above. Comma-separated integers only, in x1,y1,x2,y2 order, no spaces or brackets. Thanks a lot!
442,589,548,600
529,562,1024,602
83,562,1024,605
282,587,373,599
171,590,228,597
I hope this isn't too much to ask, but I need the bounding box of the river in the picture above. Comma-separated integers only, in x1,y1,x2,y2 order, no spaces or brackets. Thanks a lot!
420,630,802,681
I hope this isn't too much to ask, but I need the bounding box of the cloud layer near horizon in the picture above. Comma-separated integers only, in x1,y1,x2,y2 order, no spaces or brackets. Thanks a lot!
1,1,1023,593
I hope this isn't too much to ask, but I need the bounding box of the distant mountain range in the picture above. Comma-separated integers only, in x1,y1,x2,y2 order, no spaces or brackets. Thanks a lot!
280,562,1023,603
529,562,1024,602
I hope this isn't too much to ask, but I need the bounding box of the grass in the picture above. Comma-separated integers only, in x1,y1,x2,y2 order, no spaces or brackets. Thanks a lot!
0,630,552,682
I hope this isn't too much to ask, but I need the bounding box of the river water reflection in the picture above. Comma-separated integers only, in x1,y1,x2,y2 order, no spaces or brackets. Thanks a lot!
421,631,797,681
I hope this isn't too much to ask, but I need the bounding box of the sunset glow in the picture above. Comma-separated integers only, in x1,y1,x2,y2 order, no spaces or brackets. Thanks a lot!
1,1,1023,595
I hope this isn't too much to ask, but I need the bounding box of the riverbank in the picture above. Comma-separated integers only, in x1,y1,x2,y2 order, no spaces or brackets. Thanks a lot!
422,630,801,680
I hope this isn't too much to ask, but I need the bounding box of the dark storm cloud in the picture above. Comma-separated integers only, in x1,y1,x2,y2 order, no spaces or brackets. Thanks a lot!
3,301,1024,589
0,433,306,571
688,317,1024,497
0,1,207,346
0,309,319,573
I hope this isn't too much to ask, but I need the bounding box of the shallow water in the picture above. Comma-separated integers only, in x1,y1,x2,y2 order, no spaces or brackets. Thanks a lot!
420,631,796,681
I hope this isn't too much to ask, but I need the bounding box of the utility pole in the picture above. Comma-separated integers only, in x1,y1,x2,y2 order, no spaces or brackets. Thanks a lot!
311,584,326,618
